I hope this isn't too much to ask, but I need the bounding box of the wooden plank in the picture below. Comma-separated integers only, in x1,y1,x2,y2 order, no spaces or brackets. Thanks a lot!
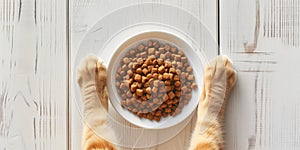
0,0,68,149
220,0,300,149
70,0,217,149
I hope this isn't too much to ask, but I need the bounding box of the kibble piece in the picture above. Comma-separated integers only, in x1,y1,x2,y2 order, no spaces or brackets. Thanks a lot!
186,66,193,72
153,73,158,79
152,68,158,73
148,40,153,47
142,68,149,75
173,75,180,81
181,72,188,78
191,82,197,89
142,76,147,83
123,57,130,64
162,112,168,118
178,50,184,56
158,66,165,73
134,74,142,82
187,75,194,81
120,83,127,90
177,62,183,68
185,93,192,100
147,114,154,120
148,47,155,55
165,44,171,51
174,55,181,61
158,48,165,54
136,89,143,96
165,108,172,113
163,94,169,101
175,91,181,98
165,52,171,58
154,116,161,122
169,73,173,80
174,81,181,87
157,58,163,65
171,47,177,53
127,70,133,76
137,44,145,51
153,41,160,48
146,87,151,94
158,74,163,80
165,86,172,92
121,101,126,107
169,67,176,74
168,91,175,99
146,74,152,80
164,60,172,68
137,58,143,65
165,80,171,85
140,52,147,57
182,86,188,93
181,57,187,63
160,54,166,59
155,110,162,116
163,73,170,80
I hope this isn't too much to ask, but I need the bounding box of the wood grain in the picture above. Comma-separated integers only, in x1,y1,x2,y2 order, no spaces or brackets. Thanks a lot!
0,0,68,149
220,0,300,149
70,0,217,149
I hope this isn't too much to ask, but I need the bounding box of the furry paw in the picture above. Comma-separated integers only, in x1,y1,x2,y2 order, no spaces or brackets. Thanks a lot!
77,54,108,110
197,55,236,122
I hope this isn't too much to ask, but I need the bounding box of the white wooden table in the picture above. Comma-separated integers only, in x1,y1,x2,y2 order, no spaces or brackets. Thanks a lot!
0,0,299,149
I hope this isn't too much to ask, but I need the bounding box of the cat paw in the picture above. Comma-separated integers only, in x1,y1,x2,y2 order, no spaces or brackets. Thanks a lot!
198,55,236,121
77,55,106,87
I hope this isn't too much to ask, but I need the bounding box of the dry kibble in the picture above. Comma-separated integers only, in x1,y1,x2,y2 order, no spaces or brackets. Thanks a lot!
148,48,155,55
168,91,175,99
171,47,177,53
138,44,145,51
169,67,176,74
187,75,194,81
165,80,171,85
134,74,142,82
165,45,171,51
160,54,166,59
142,76,147,83
116,40,197,121
148,40,153,47
158,47,165,53
153,41,160,48
174,81,181,87
158,66,165,73
191,82,197,89
174,55,180,61
152,68,158,73
142,68,149,75
136,89,143,96
146,87,151,94
186,66,193,72
163,73,170,80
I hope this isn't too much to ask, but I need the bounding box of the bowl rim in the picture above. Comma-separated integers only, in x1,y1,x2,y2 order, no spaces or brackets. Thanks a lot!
106,29,205,129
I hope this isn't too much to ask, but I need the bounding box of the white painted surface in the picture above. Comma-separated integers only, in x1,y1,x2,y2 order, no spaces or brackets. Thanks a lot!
220,0,300,149
1,0,300,149
0,0,67,149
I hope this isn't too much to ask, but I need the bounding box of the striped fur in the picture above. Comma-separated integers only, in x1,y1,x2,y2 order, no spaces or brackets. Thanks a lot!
189,56,236,150
77,55,118,150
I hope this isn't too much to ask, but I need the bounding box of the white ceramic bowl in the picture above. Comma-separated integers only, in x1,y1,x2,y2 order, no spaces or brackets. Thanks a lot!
107,30,203,129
